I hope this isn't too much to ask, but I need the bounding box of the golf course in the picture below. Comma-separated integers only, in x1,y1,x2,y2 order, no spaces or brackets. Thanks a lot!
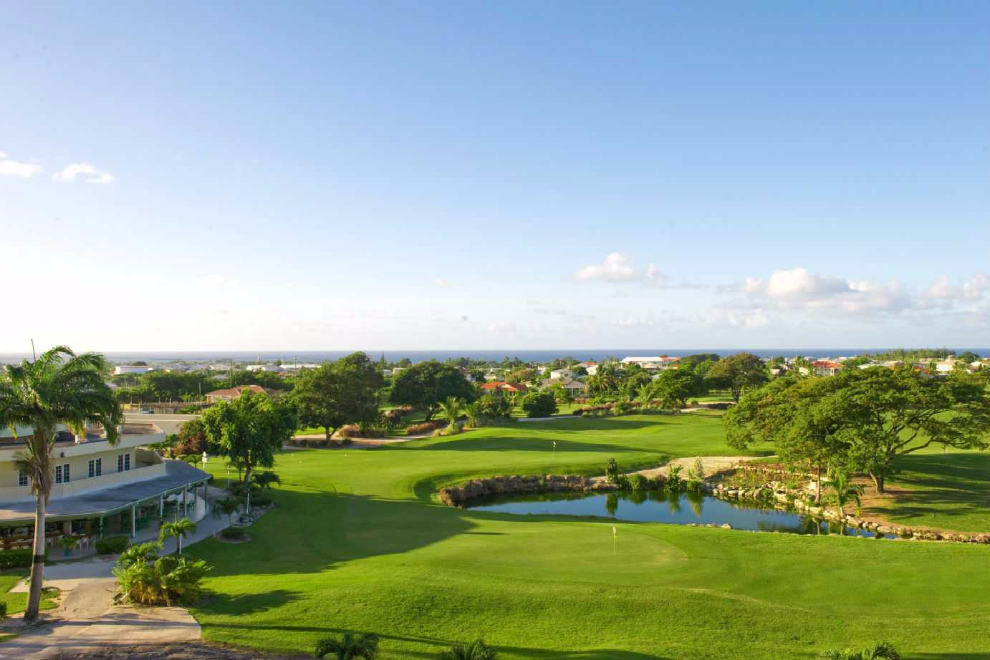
188,412,990,659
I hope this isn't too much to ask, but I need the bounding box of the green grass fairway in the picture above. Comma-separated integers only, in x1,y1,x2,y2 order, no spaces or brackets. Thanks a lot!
189,414,990,659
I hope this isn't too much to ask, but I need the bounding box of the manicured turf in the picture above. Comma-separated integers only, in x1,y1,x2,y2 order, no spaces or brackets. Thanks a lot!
863,448,990,532
189,413,990,659
0,571,57,615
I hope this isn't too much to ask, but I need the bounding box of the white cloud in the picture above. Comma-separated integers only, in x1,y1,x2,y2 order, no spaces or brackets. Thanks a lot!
434,277,449,287
574,253,665,285
52,163,114,184
740,267,910,314
0,151,42,178
487,321,517,334
610,315,655,328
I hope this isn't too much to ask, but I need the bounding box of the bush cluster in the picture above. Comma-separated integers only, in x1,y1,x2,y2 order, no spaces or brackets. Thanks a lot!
113,542,211,607
95,536,130,555
0,548,38,569
337,424,387,439
407,421,445,434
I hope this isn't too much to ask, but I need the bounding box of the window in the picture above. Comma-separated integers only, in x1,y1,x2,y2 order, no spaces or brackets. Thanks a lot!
118,453,131,472
18,471,28,487
95,457,102,476
89,459,95,478
125,454,130,471
89,458,103,478
55,464,69,484
63,464,70,483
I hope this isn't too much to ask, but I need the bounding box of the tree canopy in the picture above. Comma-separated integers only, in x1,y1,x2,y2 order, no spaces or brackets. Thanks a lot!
725,367,990,492
389,361,476,420
290,352,383,441
706,352,768,401
202,392,296,482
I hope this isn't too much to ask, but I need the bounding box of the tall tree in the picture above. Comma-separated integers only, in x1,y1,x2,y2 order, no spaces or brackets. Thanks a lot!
652,369,702,409
706,352,768,401
834,367,990,492
0,347,122,621
202,392,296,483
290,353,383,441
389,361,476,420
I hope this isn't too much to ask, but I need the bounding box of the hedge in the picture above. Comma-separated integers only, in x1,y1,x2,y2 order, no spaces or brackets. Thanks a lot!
0,548,40,569
95,536,130,555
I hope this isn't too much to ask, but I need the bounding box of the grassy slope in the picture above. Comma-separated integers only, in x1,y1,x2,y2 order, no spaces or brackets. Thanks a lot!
189,413,990,659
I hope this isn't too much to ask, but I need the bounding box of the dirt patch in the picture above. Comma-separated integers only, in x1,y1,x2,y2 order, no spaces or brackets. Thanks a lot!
634,456,765,480
43,641,307,660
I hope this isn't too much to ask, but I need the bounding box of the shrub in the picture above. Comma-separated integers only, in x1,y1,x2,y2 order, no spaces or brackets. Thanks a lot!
113,542,211,606
0,601,6,620
477,395,513,421
605,458,625,486
0,548,37,569
521,390,557,418
407,421,442,434
220,528,247,540
438,639,498,660
817,642,900,660
315,632,380,659
628,473,649,491
665,464,684,492
688,457,705,482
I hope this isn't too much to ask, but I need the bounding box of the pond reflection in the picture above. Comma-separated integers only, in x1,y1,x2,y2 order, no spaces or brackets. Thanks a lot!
465,491,893,538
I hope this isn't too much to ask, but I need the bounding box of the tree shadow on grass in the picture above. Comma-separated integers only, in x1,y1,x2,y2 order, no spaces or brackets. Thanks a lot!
201,621,673,659
199,588,303,616
864,453,990,526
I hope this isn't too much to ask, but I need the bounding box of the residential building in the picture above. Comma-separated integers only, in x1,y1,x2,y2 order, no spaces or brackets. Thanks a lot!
548,368,572,381
480,381,529,395
812,360,843,377
620,356,680,370
204,384,270,403
113,365,155,376
546,378,587,395
0,423,210,551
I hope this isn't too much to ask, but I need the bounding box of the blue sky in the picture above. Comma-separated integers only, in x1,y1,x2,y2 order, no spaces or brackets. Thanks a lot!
1,2,988,352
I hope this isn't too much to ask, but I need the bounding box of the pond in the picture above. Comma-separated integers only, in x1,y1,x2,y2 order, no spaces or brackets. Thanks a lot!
465,491,895,538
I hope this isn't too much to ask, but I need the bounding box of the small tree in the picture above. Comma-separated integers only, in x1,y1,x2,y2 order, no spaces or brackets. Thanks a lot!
438,396,464,425
520,390,557,418
827,469,864,519
212,497,240,528
439,639,498,660
159,518,197,556
202,392,295,484
315,632,380,660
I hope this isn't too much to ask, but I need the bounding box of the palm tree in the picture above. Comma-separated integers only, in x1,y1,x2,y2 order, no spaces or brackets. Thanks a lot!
159,517,197,556
0,346,121,621
439,639,498,660
212,496,240,528
827,469,865,519
463,401,482,428
438,396,463,426
315,632,380,659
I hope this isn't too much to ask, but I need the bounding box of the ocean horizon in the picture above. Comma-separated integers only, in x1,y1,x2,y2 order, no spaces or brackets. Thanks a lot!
1,348,985,365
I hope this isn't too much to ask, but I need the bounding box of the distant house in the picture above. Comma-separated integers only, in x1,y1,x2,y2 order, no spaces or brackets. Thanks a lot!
582,362,599,376
547,378,586,395
812,360,843,377
204,385,271,404
457,367,475,382
246,364,281,373
935,359,959,374
114,365,155,376
620,356,680,370
480,381,529,395
548,368,572,381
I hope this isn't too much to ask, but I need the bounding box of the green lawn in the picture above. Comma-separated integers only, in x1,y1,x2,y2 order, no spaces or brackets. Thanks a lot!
862,447,990,532
189,413,990,659
0,571,58,616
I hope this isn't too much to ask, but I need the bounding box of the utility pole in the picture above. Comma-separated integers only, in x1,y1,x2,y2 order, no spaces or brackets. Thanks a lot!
30,339,36,361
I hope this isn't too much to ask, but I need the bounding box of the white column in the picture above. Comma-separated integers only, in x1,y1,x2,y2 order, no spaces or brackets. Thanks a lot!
131,505,136,538
182,488,188,518
159,494,164,518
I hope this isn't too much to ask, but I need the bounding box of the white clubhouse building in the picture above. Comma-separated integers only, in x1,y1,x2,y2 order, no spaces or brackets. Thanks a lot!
0,423,210,552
